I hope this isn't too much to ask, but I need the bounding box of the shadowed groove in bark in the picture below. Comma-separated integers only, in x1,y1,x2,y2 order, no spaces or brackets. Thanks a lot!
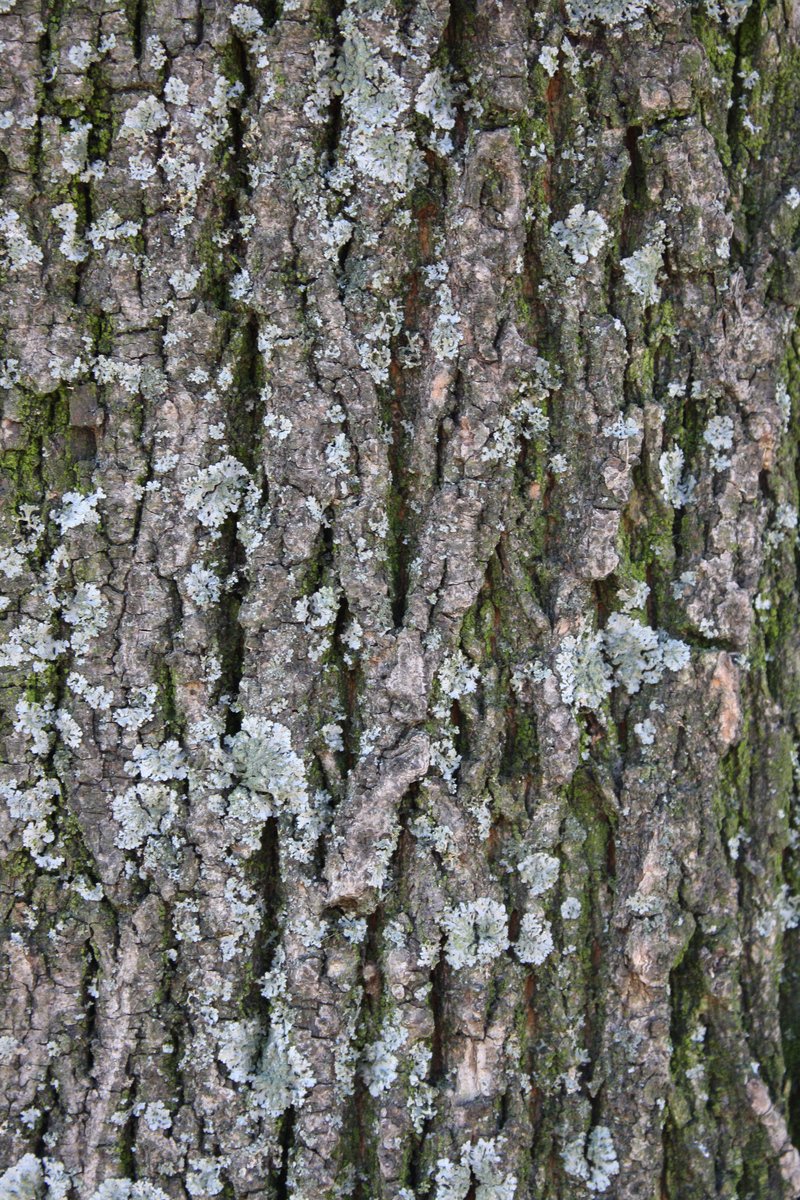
443,0,478,134
253,815,284,1008
387,353,413,628
663,920,707,1199
347,907,385,1200
216,314,266,720
127,0,146,61
323,0,346,158
275,1104,296,1200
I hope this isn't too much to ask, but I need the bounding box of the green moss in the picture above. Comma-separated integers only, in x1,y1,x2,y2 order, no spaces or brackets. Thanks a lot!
0,386,90,509
500,710,539,780
711,723,750,846
153,659,184,738
3,848,38,886
664,907,782,1197
690,5,737,169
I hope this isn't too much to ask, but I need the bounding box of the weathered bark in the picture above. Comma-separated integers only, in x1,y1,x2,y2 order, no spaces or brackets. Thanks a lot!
1,0,800,1195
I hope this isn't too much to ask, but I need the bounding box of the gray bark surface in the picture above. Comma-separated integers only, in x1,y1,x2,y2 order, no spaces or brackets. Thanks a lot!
1,0,800,1196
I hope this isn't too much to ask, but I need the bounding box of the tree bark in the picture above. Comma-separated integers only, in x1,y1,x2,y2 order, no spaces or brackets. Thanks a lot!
1,0,800,1196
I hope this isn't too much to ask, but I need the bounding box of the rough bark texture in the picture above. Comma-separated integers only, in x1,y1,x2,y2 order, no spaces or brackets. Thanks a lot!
2,0,800,1196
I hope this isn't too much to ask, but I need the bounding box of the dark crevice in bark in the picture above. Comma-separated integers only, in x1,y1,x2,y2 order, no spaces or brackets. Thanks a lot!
385,156,450,628
33,0,65,182
216,559,246,736
30,1072,52,1159
429,934,447,1086
252,816,284,1013
592,576,615,629
725,1,773,275
145,598,189,831
193,0,205,48
130,0,145,62
435,398,460,491
68,54,112,308
332,588,360,782
217,314,264,722
568,768,616,1106
443,0,478,141
783,918,800,1144
117,1064,138,1177
624,125,646,193
227,36,255,177
402,941,444,1193
725,14,747,166
663,919,705,1198
324,0,345,157
323,0,350,282
738,695,792,1093
499,700,540,786
274,1105,295,1200
80,934,100,1081
347,908,384,1200
402,1133,430,1197
387,367,413,629
620,124,646,260
161,981,189,1137
253,0,281,30
450,697,468,770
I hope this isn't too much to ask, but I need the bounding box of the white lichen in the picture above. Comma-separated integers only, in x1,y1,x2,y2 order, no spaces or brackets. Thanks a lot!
556,613,690,711
435,1138,517,1200
183,455,252,533
621,224,665,305
0,209,43,272
538,45,560,76
659,447,695,508
0,1154,43,1200
185,563,222,609
567,0,648,26
185,1159,225,1199
361,1012,407,1097
414,68,457,153
62,583,109,657
562,1126,620,1192
552,205,610,266
703,413,735,470
112,782,180,851
51,203,88,263
406,1042,437,1132
436,650,480,707
120,95,169,139
125,739,187,782
515,909,555,965
333,8,422,194
113,686,157,731
633,718,656,745
430,284,463,362
443,897,509,969
518,851,560,896
555,631,613,710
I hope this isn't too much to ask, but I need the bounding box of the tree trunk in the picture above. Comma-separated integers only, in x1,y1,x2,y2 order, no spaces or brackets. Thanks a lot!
1,0,800,1196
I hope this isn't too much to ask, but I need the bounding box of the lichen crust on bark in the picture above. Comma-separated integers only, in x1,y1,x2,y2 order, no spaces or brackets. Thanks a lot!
1,0,800,1197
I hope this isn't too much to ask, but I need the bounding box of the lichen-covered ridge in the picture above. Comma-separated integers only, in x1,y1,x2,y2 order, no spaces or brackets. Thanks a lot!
1,0,800,1196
